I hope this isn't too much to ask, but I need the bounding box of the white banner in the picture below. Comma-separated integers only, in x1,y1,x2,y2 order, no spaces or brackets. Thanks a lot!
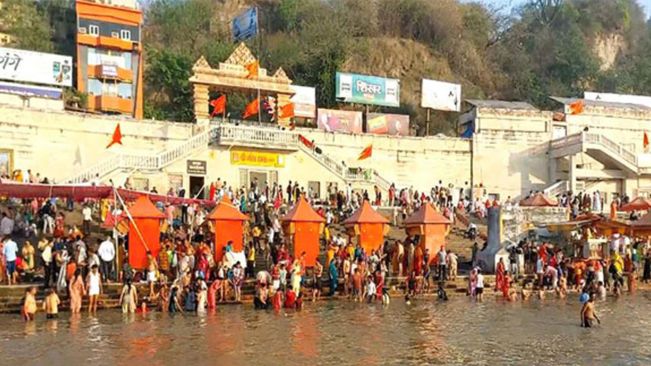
290,85,316,118
585,91,651,108
0,47,72,87
421,79,461,112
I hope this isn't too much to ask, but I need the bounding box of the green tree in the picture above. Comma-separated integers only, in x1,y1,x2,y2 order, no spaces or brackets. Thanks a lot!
1,0,53,52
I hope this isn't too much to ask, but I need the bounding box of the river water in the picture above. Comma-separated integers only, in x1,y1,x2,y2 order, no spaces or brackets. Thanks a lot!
1,293,650,366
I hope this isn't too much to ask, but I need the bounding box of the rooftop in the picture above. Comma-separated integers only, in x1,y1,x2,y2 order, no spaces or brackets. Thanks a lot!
549,96,651,111
465,99,538,111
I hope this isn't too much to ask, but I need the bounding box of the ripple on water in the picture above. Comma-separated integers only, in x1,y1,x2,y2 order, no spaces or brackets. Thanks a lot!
1,295,651,365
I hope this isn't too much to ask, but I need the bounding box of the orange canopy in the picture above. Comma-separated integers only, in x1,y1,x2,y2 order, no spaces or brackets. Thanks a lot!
343,200,389,225
282,196,324,267
127,196,164,269
404,203,450,264
207,196,248,221
519,192,558,207
282,196,325,223
128,196,166,219
207,197,248,262
404,203,451,225
343,200,388,254
620,197,651,212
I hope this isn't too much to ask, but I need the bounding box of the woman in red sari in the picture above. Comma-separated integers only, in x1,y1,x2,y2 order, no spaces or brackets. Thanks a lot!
374,269,384,300
495,258,506,292
502,272,512,300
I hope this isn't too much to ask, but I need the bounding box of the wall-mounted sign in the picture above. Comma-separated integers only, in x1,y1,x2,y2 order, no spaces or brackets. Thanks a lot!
101,64,118,78
186,160,207,175
230,149,285,168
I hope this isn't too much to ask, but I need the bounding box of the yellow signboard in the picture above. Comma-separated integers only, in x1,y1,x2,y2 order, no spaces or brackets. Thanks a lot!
230,149,286,168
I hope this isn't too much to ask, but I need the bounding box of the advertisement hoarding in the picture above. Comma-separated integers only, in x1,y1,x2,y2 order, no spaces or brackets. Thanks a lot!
421,79,461,112
317,108,363,133
290,85,316,118
0,47,72,87
336,72,400,107
366,113,410,136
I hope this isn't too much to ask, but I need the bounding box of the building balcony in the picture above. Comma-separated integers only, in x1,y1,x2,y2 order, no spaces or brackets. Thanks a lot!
78,34,136,52
87,95,132,115
87,65,133,81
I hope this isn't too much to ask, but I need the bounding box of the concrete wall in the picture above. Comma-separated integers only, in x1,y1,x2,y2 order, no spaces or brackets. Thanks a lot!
0,104,193,182
299,128,472,192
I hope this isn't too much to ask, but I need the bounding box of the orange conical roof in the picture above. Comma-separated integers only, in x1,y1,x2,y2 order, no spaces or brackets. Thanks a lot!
207,196,248,221
404,203,450,225
282,196,325,223
519,192,557,207
128,196,165,219
343,200,389,225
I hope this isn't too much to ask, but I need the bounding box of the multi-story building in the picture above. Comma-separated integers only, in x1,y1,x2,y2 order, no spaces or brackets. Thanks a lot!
75,0,143,119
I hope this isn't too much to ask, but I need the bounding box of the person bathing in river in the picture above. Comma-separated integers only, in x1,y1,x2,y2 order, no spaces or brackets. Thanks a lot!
580,293,601,328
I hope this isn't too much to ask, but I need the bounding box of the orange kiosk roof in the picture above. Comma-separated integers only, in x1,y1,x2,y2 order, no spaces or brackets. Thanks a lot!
404,203,450,225
207,197,248,221
282,196,325,223
343,200,389,225
128,196,165,219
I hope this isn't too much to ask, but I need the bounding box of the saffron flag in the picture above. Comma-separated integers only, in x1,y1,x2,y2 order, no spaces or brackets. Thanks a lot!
106,123,122,149
245,61,259,79
358,144,372,160
210,95,226,117
645,131,649,152
279,103,295,119
242,98,259,119
569,100,584,115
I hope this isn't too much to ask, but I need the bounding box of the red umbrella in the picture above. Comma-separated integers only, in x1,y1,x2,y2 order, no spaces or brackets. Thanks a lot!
620,197,651,212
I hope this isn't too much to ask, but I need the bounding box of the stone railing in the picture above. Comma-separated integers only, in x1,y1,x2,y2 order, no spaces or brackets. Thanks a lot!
216,122,298,149
585,132,637,166
543,180,569,198
68,126,218,183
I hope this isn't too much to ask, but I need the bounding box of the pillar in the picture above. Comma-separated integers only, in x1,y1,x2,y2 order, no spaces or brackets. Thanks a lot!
193,83,210,124
568,154,576,194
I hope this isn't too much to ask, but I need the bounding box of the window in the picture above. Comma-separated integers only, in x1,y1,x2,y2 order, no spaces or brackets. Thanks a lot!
121,52,132,69
102,82,118,96
89,25,99,36
118,83,133,99
120,30,131,41
88,79,102,95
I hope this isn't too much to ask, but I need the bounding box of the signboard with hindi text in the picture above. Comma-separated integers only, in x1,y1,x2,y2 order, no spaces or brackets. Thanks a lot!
335,72,400,107
421,79,461,112
366,113,410,136
290,85,316,118
186,160,207,175
230,149,286,168
0,47,72,87
317,108,363,133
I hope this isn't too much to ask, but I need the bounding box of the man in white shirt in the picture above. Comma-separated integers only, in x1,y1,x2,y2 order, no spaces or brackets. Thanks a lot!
3,237,18,285
82,205,92,235
97,237,115,282
476,269,485,302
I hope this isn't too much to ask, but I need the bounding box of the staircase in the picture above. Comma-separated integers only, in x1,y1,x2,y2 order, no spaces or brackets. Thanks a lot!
550,131,638,173
67,126,219,183
543,180,569,198
216,122,393,190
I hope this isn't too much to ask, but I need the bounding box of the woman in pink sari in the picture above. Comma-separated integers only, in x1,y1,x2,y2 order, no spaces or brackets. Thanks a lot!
68,269,85,313
207,278,219,310
469,268,477,298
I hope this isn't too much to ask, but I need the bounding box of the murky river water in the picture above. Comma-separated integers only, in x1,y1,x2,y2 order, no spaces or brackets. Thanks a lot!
1,293,650,366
